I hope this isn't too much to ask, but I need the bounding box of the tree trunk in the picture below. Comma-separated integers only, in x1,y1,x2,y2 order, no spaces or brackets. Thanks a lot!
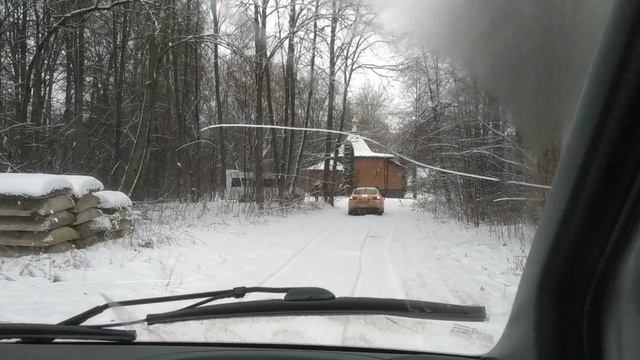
261,2,282,199
194,29,201,201
331,58,353,177
291,0,319,193
113,1,129,185
171,45,184,199
63,30,73,126
280,66,290,191
322,0,337,205
30,5,44,162
284,0,297,184
265,65,280,183
211,0,226,197
16,0,27,125
253,1,267,207
73,16,86,172
119,30,159,196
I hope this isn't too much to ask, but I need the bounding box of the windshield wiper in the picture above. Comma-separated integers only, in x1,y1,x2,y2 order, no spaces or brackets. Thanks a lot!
0,323,135,343
1,286,485,344
59,286,486,330
144,289,487,326
60,286,298,326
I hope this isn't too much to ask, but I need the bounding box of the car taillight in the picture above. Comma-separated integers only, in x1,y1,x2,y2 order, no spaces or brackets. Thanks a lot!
349,196,356,200
372,196,381,200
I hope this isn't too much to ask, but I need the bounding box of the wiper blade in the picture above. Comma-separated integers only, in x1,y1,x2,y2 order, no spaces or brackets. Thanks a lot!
61,286,485,332
0,323,135,343
144,295,487,326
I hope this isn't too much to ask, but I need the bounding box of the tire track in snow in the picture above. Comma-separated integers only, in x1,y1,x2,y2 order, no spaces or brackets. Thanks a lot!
349,225,374,296
390,214,495,350
350,222,402,298
381,224,403,298
340,224,374,345
342,222,403,346
258,221,341,286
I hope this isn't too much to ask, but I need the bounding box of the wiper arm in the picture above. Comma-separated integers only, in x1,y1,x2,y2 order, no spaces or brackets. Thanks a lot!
60,286,295,326
19,287,293,344
0,323,135,343
144,289,487,326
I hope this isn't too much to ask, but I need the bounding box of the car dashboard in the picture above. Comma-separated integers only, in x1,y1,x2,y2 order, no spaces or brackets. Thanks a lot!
1,343,473,360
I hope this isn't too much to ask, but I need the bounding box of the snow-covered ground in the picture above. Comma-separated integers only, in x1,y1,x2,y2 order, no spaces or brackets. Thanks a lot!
0,198,531,355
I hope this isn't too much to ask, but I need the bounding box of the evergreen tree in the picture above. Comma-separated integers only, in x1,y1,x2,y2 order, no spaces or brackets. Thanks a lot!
343,142,355,193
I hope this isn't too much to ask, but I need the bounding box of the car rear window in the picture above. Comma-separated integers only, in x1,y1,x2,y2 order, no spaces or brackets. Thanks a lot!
353,188,378,195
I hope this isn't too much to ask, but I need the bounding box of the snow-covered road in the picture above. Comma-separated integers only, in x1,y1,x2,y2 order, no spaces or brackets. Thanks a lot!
0,198,530,354
259,200,403,297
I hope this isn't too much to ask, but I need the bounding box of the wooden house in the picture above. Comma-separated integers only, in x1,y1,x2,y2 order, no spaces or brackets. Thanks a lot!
340,136,406,198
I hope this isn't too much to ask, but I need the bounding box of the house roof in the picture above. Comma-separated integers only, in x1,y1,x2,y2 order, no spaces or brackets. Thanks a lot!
306,160,343,171
339,135,394,158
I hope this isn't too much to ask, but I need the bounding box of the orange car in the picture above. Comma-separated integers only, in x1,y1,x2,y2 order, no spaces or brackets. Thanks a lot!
348,187,384,215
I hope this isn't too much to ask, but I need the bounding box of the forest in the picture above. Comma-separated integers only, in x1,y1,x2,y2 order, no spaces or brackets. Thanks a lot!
0,0,558,226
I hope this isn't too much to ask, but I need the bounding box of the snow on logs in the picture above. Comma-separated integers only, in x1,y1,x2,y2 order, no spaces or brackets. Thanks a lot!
0,174,133,249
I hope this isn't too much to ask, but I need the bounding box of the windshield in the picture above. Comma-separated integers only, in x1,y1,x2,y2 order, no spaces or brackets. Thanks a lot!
0,0,610,355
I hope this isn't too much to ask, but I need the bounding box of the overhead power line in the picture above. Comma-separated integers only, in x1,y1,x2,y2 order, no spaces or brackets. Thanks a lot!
200,124,551,190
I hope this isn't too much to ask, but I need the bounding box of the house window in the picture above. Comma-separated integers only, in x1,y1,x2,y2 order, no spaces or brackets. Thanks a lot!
375,168,380,178
231,178,241,187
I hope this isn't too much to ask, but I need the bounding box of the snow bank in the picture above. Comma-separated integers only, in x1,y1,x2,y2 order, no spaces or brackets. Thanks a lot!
62,175,105,198
94,191,132,209
0,173,72,198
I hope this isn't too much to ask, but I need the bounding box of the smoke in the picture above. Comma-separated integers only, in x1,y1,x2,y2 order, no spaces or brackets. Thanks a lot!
374,0,612,154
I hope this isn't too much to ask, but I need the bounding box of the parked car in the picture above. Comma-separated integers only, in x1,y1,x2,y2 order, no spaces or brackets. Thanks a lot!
348,187,384,215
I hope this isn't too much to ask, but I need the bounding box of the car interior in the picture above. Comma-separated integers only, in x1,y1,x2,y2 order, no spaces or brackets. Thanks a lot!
3,0,640,359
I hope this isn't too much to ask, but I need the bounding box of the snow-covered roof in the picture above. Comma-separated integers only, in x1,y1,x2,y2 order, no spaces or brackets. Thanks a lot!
94,191,132,210
0,173,72,198
62,175,105,198
306,160,343,171
339,135,394,158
